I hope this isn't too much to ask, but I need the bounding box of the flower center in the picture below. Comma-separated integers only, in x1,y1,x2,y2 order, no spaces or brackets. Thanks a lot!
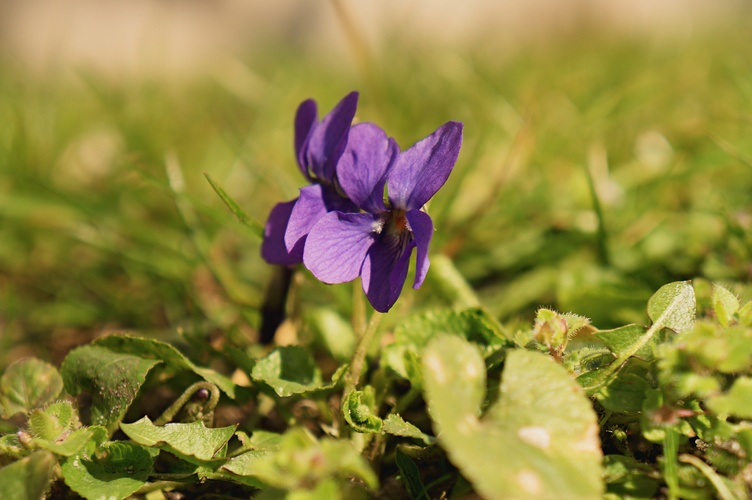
394,210,409,232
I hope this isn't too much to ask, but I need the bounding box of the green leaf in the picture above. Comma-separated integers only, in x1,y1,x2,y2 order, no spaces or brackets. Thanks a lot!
395,307,508,347
120,416,236,464
62,441,155,500
0,434,25,459
738,301,752,326
204,173,264,238
427,253,481,308
595,369,652,413
342,387,382,433
92,334,237,398
221,449,273,488
595,324,650,359
1,358,63,417
251,346,346,397
249,427,377,492
62,345,161,433
603,455,659,499
647,281,696,334
712,284,740,328
0,451,56,500
29,401,77,442
706,377,752,418
381,307,511,381
423,337,602,499
307,309,356,362
382,414,435,445
578,281,697,395
395,447,429,500
34,427,100,457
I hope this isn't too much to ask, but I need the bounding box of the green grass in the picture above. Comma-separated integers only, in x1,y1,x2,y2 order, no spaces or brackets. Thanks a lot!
1,25,752,371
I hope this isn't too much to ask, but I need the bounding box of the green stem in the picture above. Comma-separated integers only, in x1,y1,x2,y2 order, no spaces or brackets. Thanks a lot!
352,280,367,335
583,157,610,266
663,427,680,500
344,311,383,397
679,454,739,500
155,381,220,425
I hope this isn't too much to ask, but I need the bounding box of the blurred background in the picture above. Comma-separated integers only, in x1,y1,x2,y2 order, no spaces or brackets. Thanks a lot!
2,0,752,370
0,0,748,78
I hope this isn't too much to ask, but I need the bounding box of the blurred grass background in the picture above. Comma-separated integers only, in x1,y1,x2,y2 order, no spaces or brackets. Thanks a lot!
1,1,752,370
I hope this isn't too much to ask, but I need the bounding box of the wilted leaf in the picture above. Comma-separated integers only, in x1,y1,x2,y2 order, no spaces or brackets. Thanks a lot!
423,337,602,499
1,359,63,417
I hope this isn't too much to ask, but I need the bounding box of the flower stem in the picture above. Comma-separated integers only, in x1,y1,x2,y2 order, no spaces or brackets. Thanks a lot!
344,310,383,397
155,381,220,426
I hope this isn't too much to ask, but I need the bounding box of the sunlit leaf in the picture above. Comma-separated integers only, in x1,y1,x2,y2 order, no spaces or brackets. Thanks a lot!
647,281,696,334
120,416,236,464
712,284,740,328
0,451,56,500
0,359,63,417
706,377,752,419
423,337,602,499
382,414,434,445
248,427,377,492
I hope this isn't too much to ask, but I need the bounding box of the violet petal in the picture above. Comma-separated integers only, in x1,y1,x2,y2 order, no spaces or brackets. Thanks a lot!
305,91,359,182
261,199,301,266
361,233,415,312
303,211,378,284
406,209,434,289
283,184,331,261
388,121,463,211
337,123,398,213
294,99,318,180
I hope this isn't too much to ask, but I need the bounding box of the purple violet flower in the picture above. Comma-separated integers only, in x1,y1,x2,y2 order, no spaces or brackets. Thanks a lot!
303,121,464,312
261,92,359,265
